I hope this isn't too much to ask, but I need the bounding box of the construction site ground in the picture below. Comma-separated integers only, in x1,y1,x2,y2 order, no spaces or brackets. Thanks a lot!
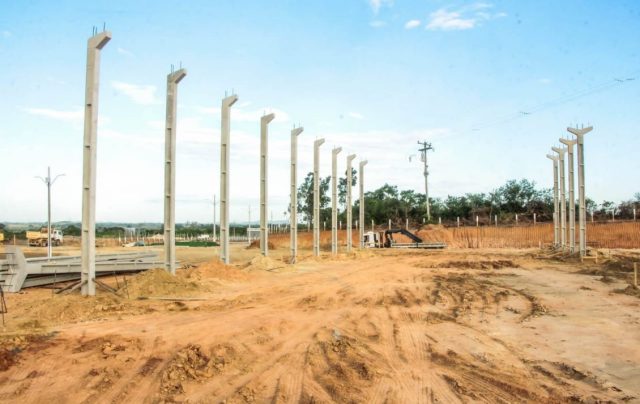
1,240,639,403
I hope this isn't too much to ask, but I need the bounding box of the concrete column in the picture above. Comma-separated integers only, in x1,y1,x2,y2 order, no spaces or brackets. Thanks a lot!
290,126,304,263
567,125,593,257
219,94,238,264
331,147,342,255
546,154,560,247
260,113,275,256
81,30,111,296
346,154,356,252
560,138,577,253
163,68,187,275
313,139,326,256
359,160,368,248
552,146,567,250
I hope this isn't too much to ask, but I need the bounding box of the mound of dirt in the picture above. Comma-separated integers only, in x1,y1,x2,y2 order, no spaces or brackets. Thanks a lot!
246,239,276,250
243,256,287,272
416,225,457,246
416,259,520,270
614,285,640,298
124,268,205,298
180,260,250,282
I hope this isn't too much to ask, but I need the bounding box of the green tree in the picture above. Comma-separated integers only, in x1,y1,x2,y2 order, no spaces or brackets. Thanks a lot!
297,172,331,225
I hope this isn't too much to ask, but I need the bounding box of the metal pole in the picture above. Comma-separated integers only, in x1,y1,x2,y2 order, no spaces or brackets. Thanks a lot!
260,113,275,256
290,126,304,263
346,154,356,252
36,168,64,259
331,147,342,255
313,139,326,256
552,146,567,250
220,94,238,264
359,160,368,249
163,67,187,275
417,141,433,221
567,125,593,257
547,154,559,247
560,138,577,253
81,29,111,296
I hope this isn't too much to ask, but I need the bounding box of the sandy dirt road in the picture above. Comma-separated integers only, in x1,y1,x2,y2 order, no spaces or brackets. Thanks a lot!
1,247,639,403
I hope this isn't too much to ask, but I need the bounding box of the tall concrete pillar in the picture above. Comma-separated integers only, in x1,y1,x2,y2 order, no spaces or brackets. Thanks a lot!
560,138,577,253
567,125,593,257
81,29,111,296
313,139,325,256
552,146,567,250
546,154,560,247
163,68,187,275
346,154,356,252
358,160,368,248
219,94,238,264
331,147,342,255
290,126,304,263
260,113,275,257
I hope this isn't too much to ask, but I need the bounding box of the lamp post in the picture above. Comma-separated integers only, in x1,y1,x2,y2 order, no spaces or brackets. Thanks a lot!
36,167,65,259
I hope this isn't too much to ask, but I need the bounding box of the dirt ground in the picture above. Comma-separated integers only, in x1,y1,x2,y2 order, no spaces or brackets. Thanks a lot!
1,241,639,403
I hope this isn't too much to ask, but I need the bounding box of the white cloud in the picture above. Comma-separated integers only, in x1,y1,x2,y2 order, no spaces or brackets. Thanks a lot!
348,112,365,120
1,30,11,38
117,47,134,57
426,3,506,31
111,81,159,105
23,107,83,123
369,20,387,28
405,20,421,29
369,0,393,14
196,106,290,123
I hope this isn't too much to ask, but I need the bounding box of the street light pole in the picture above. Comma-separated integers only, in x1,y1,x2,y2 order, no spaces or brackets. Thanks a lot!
36,167,65,259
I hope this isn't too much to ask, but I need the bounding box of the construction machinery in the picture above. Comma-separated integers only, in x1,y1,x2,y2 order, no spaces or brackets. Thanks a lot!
363,229,446,249
26,228,63,247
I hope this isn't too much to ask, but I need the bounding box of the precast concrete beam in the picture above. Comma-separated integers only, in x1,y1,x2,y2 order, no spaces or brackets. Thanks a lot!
290,126,304,264
219,94,238,264
163,68,187,275
331,147,342,255
346,154,356,252
552,146,567,250
81,30,111,296
560,138,577,253
567,125,593,257
546,154,560,247
358,160,368,249
313,138,326,256
260,113,275,256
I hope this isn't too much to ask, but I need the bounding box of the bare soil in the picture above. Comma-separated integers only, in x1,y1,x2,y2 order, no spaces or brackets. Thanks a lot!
1,243,639,403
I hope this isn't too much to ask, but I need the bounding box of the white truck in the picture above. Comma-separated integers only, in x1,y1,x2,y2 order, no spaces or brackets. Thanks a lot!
26,228,63,247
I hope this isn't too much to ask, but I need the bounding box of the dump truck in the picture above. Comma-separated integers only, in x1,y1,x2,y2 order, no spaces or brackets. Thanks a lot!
26,228,63,247
362,229,446,249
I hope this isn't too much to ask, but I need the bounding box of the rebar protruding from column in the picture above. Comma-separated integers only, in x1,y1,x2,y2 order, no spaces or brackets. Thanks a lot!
163,68,187,275
219,94,238,264
260,113,275,257
552,146,567,250
289,127,304,263
546,154,560,247
81,30,111,296
567,125,593,257
358,160,368,248
331,147,342,255
560,138,577,253
313,139,326,257
346,154,356,252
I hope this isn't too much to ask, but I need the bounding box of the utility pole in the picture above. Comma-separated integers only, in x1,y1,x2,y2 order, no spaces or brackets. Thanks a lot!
163,67,187,275
546,154,560,247
290,126,304,263
313,139,325,256
346,154,356,252
81,27,111,296
36,167,65,259
417,141,434,221
359,160,368,249
260,113,275,256
560,138,577,253
331,147,342,255
219,93,238,264
552,146,567,250
567,125,593,257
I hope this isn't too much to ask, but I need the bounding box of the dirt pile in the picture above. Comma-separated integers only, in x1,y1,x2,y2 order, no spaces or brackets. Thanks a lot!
243,255,287,272
416,259,520,270
180,260,250,282
124,269,204,298
416,225,457,246
246,239,275,250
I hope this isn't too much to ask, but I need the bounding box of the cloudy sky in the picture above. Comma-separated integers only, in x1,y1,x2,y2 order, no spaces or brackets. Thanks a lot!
0,0,639,224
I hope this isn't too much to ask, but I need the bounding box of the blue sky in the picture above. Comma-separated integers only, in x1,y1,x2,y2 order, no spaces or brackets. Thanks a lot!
0,0,639,223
